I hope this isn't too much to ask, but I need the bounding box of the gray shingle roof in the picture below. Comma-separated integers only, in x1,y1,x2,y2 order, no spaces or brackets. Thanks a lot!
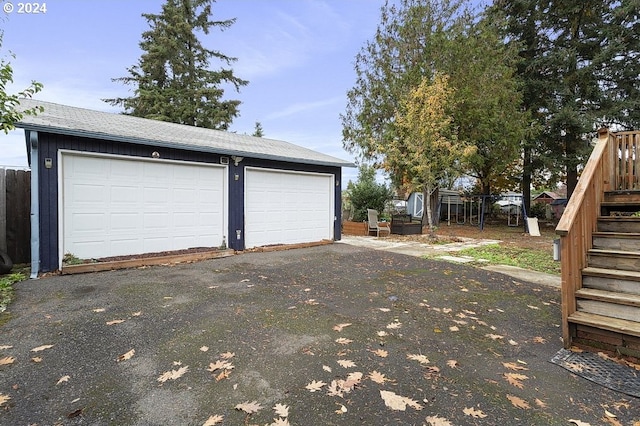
16,99,354,168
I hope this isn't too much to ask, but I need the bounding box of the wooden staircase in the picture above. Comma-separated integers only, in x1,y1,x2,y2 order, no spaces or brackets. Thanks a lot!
557,130,640,358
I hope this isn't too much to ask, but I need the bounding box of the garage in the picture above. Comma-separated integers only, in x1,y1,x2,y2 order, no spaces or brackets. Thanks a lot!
60,152,226,262
245,168,334,248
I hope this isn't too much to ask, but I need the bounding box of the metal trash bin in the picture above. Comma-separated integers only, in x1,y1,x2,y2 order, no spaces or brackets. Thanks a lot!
553,239,560,261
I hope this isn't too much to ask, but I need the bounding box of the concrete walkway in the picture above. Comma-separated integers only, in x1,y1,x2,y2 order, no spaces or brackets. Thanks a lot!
339,235,561,288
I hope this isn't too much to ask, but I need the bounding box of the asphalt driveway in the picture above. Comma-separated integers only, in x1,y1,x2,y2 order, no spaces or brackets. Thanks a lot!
1,243,638,425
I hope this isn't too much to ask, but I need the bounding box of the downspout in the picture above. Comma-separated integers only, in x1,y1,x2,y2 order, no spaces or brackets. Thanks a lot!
29,131,40,279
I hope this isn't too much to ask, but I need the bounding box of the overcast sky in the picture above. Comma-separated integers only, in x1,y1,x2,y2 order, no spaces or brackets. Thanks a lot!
0,0,390,185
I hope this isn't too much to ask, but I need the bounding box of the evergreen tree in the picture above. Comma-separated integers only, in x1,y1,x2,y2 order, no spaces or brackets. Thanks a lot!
105,0,248,130
252,121,264,137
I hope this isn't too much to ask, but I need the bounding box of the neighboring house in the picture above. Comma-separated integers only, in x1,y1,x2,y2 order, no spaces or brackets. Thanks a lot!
16,100,353,275
533,191,565,219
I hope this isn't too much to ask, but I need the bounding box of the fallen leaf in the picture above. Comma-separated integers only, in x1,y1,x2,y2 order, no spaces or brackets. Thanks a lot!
305,380,326,392
534,399,547,408
379,390,423,411
304,299,319,305
335,337,353,345
407,354,430,365
504,372,528,389
507,394,530,409
323,365,332,372
377,331,389,337
131,311,142,316
603,417,623,426
207,360,234,372
533,336,547,344
0,345,13,350
527,305,540,310
271,418,291,425
449,326,459,332
425,416,453,426
569,420,591,426
92,308,106,312
0,356,15,366
446,360,459,369
370,349,388,358
31,357,42,363
117,349,135,362
202,414,224,425
386,322,402,329
0,393,10,406
503,362,528,371
220,351,235,359
106,319,125,325
604,409,617,418
463,407,487,418
333,323,352,332
31,344,54,352
157,365,189,383
235,400,262,414
368,370,390,384
485,334,504,340
337,359,356,368
273,403,289,418
378,308,391,312
57,375,70,385
508,339,518,346
200,346,209,352
215,370,231,382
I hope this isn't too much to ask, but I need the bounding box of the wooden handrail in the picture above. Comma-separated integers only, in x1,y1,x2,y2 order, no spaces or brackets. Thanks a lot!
555,128,613,347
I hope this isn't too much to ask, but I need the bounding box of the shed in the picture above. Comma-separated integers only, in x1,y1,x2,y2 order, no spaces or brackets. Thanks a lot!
16,100,353,275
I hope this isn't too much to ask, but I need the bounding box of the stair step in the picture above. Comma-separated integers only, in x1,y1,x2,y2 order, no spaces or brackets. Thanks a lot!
582,267,640,295
604,190,640,203
597,216,640,233
575,288,640,307
588,248,640,271
568,311,640,338
593,232,640,251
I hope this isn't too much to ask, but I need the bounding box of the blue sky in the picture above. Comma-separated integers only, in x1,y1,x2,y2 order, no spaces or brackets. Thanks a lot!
0,0,386,185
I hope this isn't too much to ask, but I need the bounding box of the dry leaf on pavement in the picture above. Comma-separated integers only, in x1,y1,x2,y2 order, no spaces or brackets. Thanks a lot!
235,400,262,414
407,354,430,365
333,323,352,332
0,393,10,406
337,359,356,368
368,370,390,384
379,390,423,411
335,337,353,345
271,418,291,425
31,344,54,352
446,360,459,369
273,403,289,418
507,394,530,409
0,356,15,366
504,373,528,389
56,375,70,385
305,380,326,392
117,349,135,362
463,407,487,418
569,420,591,426
202,414,224,425
157,365,188,383
370,349,388,358
503,362,528,371
106,319,125,325
207,360,234,372
425,415,454,426
220,351,235,359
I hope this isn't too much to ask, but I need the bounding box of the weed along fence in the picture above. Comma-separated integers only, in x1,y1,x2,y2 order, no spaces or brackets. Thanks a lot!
0,168,31,266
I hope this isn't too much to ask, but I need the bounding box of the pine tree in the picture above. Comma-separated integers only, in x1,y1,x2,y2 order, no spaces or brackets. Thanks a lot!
105,0,248,130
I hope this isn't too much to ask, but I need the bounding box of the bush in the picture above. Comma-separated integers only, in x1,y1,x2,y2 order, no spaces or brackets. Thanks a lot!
346,165,393,222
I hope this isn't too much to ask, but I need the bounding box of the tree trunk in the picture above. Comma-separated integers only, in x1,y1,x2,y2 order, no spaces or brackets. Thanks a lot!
522,145,532,230
423,187,435,236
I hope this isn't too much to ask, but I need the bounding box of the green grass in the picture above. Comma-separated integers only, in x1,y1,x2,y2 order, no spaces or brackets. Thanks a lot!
454,244,560,275
0,272,26,313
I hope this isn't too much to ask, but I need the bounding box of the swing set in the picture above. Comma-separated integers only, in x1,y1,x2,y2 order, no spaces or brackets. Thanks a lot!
438,194,528,231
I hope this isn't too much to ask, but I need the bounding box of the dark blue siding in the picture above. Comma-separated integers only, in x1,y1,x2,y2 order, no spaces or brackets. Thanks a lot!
35,131,344,271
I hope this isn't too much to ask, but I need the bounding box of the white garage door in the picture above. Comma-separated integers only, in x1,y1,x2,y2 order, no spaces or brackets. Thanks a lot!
60,152,226,262
245,168,334,248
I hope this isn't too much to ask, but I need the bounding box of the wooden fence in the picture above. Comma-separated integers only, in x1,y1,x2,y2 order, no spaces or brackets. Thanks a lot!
0,168,31,265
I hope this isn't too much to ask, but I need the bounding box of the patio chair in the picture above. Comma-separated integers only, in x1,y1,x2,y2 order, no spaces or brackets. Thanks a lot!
367,209,391,237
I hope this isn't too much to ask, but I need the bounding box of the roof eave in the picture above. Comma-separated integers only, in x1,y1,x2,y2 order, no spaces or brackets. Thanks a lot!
16,123,355,168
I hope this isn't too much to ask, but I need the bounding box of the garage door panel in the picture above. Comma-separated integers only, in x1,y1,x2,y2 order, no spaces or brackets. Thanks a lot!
245,168,333,248
62,154,226,261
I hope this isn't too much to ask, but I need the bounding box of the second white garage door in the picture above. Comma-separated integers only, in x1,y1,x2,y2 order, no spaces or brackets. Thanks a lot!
61,152,227,263
244,168,334,248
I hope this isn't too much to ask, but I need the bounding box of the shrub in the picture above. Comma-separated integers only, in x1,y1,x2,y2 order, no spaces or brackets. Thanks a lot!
346,165,393,222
